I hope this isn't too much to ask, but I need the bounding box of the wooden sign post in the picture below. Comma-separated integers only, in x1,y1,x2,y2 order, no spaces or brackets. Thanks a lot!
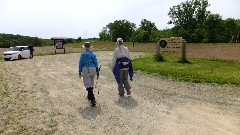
156,37,187,61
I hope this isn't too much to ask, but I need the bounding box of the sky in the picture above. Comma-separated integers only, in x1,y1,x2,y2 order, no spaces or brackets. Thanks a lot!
0,0,239,39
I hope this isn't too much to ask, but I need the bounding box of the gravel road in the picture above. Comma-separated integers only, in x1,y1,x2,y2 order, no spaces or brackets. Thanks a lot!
0,51,239,135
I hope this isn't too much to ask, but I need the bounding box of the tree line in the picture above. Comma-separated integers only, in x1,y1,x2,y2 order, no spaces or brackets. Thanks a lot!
0,33,45,48
0,33,80,48
99,0,240,43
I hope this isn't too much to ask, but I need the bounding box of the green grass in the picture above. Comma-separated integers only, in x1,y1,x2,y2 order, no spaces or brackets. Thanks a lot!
132,53,240,85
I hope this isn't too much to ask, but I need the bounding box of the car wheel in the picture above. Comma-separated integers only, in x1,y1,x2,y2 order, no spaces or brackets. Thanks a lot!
4,58,11,61
18,55,22,60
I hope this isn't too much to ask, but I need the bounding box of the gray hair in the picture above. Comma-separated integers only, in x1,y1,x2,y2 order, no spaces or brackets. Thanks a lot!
116,38,123,45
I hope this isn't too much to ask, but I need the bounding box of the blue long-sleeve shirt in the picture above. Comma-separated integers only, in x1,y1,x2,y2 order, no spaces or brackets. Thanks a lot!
78,51,98,74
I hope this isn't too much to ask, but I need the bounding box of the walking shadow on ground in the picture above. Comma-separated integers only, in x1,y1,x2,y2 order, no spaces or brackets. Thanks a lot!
78,104,102,120
115,96,138,110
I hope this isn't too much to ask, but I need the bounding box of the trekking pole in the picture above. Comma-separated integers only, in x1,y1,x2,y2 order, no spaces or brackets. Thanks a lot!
95,65,101,94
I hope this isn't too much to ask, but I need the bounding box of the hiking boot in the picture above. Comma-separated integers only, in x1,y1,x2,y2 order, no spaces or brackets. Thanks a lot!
90,88,96,107
86,88,92,100
127,90,131,95
119,94,124,97
91,98,96,107
119,92,125,97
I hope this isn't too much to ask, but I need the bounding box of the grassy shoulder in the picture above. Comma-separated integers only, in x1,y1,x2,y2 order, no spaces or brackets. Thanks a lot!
132,53,240,85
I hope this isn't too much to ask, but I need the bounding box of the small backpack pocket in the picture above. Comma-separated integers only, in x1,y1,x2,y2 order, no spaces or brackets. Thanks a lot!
119,61,130,69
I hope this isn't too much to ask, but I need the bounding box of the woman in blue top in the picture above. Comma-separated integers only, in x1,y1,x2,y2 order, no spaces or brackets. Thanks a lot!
79,42,99,107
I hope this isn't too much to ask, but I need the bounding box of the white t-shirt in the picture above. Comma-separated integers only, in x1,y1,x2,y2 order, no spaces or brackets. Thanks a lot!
112,45,130,69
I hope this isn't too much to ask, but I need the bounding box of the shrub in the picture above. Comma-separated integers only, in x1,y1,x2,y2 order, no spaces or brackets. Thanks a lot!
155,54,164,62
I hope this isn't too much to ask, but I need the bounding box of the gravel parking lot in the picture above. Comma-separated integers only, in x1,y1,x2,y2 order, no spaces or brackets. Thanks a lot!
0,51,239,135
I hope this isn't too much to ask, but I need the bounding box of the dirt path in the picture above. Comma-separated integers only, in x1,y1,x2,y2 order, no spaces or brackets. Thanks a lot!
0,52,239,135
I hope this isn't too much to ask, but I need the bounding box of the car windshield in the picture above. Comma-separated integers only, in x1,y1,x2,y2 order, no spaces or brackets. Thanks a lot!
9,47,21,51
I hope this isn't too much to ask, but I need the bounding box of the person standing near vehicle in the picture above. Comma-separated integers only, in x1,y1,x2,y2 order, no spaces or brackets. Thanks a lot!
78,42,99,107
28,44,34,59
112,38,133,97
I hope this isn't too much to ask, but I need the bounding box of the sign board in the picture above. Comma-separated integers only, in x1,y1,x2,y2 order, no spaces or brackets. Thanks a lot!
51,37,66,54
160,37,182,52
55,42,63,49
156,37,187,61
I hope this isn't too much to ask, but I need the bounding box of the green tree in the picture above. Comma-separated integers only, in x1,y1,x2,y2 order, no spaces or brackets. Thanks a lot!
99,27,111,41
157,28,173,40
236,20,240,43
138,19,158,42
132,29,145,42
223,18,239,43
168,0,211,42
104,19,136,42
149,29,161,42
31,37,42,46
65,38,74,43
204,14,223,43
3,40,13,48
0,33,48,47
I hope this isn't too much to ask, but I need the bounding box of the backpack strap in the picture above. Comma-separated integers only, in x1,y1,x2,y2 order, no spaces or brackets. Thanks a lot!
90,57,96,66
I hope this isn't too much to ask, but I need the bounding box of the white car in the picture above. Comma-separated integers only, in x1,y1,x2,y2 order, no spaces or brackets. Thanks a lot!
3,46,31,61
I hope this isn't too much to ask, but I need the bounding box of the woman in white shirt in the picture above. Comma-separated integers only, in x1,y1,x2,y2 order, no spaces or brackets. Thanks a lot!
112,38,132,96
